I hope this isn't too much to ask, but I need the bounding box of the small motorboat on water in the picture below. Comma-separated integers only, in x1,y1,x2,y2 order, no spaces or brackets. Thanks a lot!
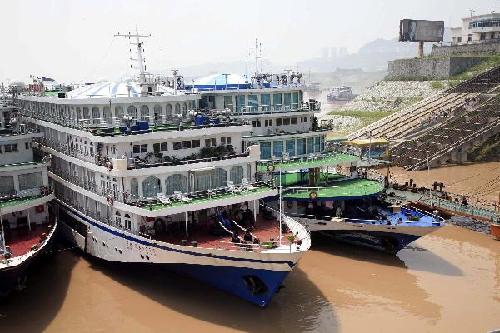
281,178,445,254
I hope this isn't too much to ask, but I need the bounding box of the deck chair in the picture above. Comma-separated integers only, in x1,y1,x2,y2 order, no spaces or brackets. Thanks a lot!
157,193,171,205
241,178,255,191
227,181,241,194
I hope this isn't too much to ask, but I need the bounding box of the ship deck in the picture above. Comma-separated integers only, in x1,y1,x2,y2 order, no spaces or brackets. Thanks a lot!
4,224,52,258
152,215,292,251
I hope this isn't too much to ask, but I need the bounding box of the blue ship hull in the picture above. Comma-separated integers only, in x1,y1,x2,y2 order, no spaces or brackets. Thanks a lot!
170,264,289,307
316,230,420,254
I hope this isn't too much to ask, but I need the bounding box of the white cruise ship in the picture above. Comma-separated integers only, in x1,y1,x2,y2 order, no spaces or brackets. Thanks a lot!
0,92,56,297
15,33,310,307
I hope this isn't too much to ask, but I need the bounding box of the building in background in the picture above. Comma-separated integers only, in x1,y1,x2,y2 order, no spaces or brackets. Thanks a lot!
451,12,500,45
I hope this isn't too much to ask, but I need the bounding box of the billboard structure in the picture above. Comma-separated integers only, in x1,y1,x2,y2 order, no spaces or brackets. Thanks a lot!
399,19,444,57
399,19,444,42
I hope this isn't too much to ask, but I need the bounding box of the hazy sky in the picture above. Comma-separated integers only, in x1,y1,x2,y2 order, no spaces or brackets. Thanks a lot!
0,0,498,82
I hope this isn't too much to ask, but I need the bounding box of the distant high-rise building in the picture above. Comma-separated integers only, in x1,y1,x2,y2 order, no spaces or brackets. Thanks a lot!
338,47,348,57
330,47,338,58
321,47,329,59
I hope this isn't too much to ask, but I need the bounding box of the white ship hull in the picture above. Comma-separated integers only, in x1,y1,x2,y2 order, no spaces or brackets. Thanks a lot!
296,216,442,253
57,200,309,306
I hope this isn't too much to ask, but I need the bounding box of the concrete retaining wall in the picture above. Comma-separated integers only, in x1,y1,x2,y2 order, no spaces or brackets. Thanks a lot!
431,41,500,57
386,57,483,80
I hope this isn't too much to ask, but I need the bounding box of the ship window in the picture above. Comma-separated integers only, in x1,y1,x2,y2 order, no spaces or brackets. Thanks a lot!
103,106,112,124
286,139,296,157
140,105,149,121
173,142,182,150
252,120,261,127
142,176,161,198
166,104,173,119
292,92,299,109
18,172,43,191
182,141,192,149
314,136,321,152
0,176,15,196
192,140,200,148
153,104,162,118
223,96,233,111
165,174,187,195
273,93,282,111
291,117,297,124
261,94,271,111
230,166,243,185
307,137,314,154
124,214,132,230
276,118,282,126
153,143,160,153
261,142,271,159
115,106,124,119
83,107,90,119
160,142,168,151
92,107,100,124
273,141,283,158
297,138,306,155
235,95,245,113
283,93,292,110
115,212,122,228
4,144,17,152
283,118,290,126
127,105,137,119
247,95,258,112
130,178,138,198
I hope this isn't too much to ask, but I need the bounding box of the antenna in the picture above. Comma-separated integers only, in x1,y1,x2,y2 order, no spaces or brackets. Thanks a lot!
249,38,263,76
469,9,475,17
114,28,151,84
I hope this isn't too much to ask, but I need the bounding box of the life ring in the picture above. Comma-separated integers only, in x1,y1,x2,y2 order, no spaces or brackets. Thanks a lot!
107,195,114,206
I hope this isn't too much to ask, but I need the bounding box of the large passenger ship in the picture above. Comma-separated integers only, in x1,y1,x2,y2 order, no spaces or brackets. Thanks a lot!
0,93,56,297
15,33,310,307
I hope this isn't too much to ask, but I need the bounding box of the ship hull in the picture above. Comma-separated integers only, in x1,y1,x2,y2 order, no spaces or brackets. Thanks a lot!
297,216,441,254
0,221,58,298
314,229,420,254
57,201,300,307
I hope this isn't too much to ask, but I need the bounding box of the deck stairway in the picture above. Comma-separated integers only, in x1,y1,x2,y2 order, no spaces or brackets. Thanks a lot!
347,66,500,170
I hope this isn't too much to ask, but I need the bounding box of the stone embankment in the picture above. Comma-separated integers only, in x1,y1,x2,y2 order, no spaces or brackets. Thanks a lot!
337,80,441,112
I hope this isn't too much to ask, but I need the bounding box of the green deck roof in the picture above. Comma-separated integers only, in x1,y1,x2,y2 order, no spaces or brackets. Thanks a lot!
275,171,346,187
0,195,45,210
257,153,359,172
283,179,383,201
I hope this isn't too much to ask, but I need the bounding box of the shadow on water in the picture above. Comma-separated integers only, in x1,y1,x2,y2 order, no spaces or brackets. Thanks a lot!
311,233,462,277
309,234,444,322
398,245,463,277
0,250,78,333
87,255,337,333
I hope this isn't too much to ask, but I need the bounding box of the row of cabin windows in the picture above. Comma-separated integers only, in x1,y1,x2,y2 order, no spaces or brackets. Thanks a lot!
0,143,18,153
227,92,301,112
132,137,231,154
25,102,196,123
252,116,307,128
259,136,324,159
129,166,247,198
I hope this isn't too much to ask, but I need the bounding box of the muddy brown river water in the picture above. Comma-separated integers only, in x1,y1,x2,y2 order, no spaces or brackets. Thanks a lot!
0,226,499,333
